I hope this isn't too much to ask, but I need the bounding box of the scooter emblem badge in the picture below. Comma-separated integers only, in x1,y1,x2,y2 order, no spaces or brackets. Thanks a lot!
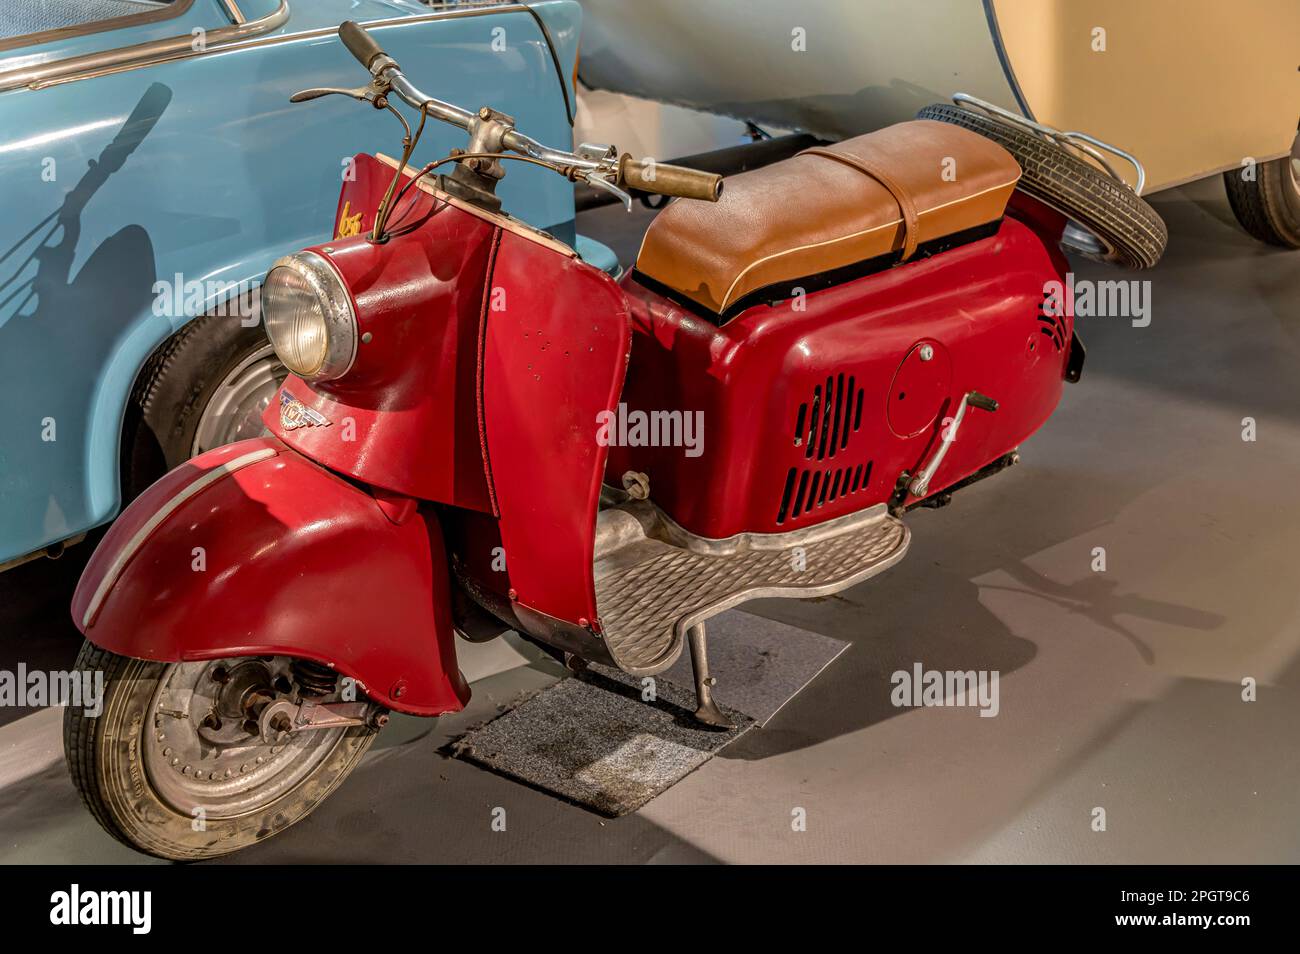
279,390,332,430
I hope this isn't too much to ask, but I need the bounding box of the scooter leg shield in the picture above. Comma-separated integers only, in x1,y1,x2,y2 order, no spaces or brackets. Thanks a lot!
71,437,468,715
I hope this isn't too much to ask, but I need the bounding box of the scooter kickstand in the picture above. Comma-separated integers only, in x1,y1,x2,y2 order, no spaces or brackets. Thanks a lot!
686,623,736,730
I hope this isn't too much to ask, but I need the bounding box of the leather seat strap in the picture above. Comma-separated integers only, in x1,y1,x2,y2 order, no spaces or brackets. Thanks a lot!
799,146,921,260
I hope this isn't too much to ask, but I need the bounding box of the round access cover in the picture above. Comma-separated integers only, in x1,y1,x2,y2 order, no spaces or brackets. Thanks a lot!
887,340,952,438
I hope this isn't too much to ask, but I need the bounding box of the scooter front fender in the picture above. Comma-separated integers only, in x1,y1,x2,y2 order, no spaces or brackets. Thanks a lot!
71,437,468,716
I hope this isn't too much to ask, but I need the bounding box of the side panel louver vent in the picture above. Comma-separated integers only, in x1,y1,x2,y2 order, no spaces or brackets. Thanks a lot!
777,375,872,525
777,461,873,525
795,373,864,460
1037,291,1067,352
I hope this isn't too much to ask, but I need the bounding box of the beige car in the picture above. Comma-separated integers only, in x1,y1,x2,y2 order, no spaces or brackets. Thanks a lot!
578,0,1300,248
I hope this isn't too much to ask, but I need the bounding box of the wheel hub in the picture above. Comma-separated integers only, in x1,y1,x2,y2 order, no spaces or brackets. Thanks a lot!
145,658,349,818
191,344,286,455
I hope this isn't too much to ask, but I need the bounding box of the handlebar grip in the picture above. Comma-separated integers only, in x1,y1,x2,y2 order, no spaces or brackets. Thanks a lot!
619,156,723,202
339,20,388,71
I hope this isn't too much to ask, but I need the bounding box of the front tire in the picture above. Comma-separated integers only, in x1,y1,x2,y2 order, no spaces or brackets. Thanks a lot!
64,642,376,861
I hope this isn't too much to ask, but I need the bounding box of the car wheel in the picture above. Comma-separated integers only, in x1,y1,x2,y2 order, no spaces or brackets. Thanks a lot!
1223,149,1300,248
917,103,1168,270
121,306,287,499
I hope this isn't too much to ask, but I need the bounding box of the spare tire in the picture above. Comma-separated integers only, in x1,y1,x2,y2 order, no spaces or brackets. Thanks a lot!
917,103,1168,270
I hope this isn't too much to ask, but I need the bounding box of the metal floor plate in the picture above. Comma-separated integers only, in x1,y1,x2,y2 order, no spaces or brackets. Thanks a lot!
594,508,909,675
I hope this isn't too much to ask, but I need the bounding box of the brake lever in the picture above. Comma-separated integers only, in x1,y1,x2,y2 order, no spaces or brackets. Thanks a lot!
584,172,632,212
290,78,391,107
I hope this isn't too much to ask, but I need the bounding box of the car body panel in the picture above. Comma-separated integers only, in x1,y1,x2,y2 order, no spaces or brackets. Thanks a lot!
576,0,1017,146
0,0,582,565
991,0,1299,192
576,0,1298,193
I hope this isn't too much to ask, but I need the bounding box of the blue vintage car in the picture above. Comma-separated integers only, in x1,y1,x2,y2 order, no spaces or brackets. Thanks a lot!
0,0,613,569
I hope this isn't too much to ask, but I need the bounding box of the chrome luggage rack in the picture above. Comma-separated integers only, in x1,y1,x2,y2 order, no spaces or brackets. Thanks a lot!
952,92,1147,195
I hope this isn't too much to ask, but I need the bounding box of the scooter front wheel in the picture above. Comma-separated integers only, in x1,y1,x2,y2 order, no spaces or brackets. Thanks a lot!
64,641,378,860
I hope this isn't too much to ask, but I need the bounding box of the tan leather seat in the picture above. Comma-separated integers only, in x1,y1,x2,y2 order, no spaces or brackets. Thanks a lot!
635,119,1021,316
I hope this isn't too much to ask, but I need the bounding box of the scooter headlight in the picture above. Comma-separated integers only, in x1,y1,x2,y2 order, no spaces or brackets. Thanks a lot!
262,251,357,382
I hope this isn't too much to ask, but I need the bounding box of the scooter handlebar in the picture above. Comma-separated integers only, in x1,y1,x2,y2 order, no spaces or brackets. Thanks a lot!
619,156,723,202
339,20,389,72
325,23,723,205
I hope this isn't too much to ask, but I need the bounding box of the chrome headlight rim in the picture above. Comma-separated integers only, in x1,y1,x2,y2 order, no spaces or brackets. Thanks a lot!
264,250,357,383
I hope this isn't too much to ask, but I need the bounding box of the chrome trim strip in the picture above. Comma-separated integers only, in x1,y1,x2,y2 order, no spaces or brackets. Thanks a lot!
221,4,538,53
82,447,277,629
0,0,197,55
0,1,290,94
0,2,574,124
223,0,249,27
239,4,575,123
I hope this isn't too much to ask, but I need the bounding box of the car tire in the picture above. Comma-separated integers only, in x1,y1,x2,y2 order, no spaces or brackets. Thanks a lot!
121,304,285,500
1223,153,1300,248
917,103,1168,270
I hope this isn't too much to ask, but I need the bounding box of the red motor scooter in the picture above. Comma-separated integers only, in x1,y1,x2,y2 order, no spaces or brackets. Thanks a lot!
63,22,1156,859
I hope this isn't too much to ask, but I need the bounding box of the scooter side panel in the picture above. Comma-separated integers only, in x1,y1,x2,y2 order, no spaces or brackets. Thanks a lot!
71,437,469,716
480,232,631,627
610,215,1069,538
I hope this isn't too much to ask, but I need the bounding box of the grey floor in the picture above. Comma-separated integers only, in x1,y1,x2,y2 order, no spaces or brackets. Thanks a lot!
1,176,1297,863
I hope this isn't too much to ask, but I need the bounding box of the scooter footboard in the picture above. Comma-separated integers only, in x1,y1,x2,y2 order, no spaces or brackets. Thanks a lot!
71,437,468,716
592,500,909,675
